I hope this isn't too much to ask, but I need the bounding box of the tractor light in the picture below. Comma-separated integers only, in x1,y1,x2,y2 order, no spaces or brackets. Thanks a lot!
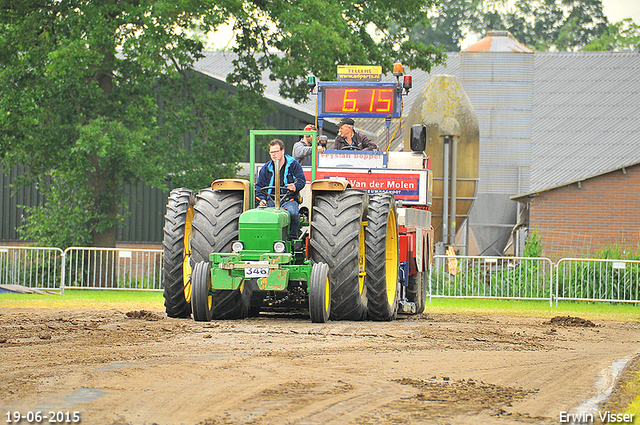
273,241,286,253
403,75,413,93
393,62,404,77
307,76,316,91
232,241,244,253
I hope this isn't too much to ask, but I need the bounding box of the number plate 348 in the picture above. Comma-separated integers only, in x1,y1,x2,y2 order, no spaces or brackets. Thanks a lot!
244,261,269,278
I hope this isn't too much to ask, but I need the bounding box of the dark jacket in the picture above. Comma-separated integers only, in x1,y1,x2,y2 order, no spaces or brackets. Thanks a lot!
334,131,377,151
256,154,306,203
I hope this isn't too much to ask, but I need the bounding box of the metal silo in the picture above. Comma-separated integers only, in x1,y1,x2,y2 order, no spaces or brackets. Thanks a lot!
404,74,480,249
460,30,534,256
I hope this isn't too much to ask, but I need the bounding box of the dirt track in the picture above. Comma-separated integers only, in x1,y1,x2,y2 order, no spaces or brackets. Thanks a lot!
1,308,640,425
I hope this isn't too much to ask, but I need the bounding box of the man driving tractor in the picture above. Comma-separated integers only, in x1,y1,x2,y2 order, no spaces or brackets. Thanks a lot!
255,139,306,239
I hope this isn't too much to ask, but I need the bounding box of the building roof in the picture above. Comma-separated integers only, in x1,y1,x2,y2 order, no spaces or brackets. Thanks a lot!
511,159,640,200
461,30,534,54
529,51,640,192
194,50,640,194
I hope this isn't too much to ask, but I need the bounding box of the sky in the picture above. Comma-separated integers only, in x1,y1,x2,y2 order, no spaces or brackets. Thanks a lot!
206,0,640,50
601,0,640,23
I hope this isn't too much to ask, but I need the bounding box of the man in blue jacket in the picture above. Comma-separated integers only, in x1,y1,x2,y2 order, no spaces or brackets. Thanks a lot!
256,139,306,239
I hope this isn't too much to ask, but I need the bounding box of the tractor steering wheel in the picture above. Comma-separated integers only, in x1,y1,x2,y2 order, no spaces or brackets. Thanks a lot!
341,145,361,151
259,186,292,204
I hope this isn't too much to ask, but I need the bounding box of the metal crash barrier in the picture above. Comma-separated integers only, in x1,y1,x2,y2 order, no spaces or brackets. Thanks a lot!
1,246,638,305
555,258,640,305
0,246,64,292
430,255,556,305
62,247,164,293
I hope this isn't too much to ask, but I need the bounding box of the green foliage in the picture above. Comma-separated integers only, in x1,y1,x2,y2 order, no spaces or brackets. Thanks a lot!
156,72,271,191
0,247,63,288
390,0,481,51
583,18,640,51
18,172,95,249
472,0,609,51
431,239,640,303
226,0,446,102
430,231,551,300
556,246,640,301
523,229,543,258
596,245,640,261
402,0,639,52
1,0,446,247
557,259,640,301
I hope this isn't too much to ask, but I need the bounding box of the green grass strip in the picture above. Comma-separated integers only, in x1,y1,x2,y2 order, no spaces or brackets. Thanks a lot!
0,289,164,309
422,298,640,322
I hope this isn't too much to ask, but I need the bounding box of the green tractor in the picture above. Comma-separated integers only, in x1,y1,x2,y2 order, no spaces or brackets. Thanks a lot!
162,130,401,322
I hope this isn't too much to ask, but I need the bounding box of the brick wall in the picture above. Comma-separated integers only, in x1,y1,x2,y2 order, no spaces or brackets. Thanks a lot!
526,164,640,260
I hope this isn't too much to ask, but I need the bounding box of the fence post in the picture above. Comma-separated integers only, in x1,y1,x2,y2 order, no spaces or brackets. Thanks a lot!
61,249,67,295
554,260,562,307
428,265,432,304
549,261,554,307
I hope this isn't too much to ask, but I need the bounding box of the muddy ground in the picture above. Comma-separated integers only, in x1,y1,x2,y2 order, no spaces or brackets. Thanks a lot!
1,307,640,425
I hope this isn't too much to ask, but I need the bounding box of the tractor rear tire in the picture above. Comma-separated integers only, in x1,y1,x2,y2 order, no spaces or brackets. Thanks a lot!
190,188,244,263
162,188,195,318
192,261,214,322
309,189,368,321
190,188,250,319
365,193,399,321
407,271,427,315
309,262,331,323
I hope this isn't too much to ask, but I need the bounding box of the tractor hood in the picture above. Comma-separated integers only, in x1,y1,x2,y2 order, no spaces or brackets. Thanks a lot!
238,208,290,251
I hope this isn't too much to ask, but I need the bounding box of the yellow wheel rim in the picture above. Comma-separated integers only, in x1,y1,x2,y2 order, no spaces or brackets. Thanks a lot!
385,209,399,305
207,273,213,311
183,205,194,303
358,220,366,294
324,274,330,312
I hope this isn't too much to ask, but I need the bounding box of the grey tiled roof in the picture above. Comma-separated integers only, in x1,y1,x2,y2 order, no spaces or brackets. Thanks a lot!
530,51,640,192
194,51,328,123
194,50,640,193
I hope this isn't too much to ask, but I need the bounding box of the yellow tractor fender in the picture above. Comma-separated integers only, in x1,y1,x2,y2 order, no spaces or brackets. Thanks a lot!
211,179,251,212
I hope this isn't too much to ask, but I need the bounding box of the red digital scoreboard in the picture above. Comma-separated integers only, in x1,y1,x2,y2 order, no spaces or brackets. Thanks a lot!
318,82,401,118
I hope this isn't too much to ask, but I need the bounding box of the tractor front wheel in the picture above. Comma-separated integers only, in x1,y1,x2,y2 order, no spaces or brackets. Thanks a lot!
190,188,250,319
309,262,331,323
407,271,427,315
309,189,368,321
192,261,214,322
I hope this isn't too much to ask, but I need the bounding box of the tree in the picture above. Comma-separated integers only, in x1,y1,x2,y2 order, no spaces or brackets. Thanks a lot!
391,0,482,51
227,0,446,103
0,0,445,249
583,18,640,51
470,0,609,51
401,0,617,52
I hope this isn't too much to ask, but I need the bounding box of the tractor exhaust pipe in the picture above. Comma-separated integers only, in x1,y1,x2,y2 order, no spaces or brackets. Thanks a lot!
274,158,281,209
